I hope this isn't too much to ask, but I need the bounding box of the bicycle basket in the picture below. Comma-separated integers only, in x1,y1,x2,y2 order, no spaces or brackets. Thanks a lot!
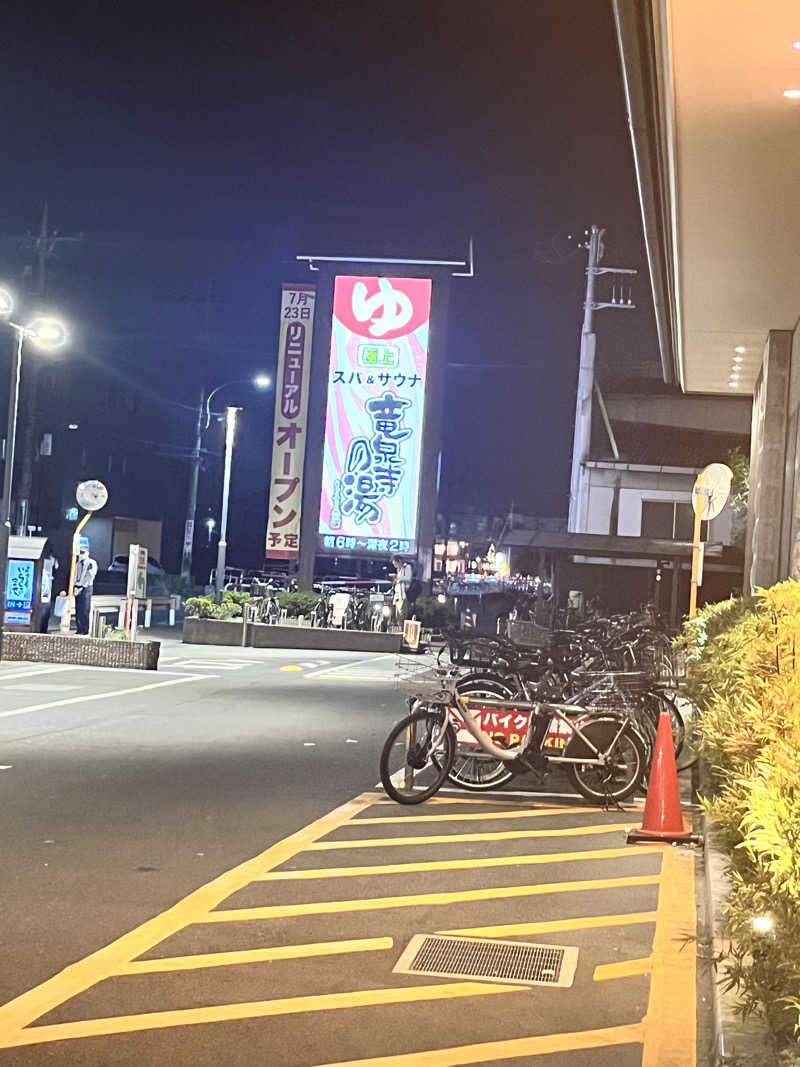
568,670,649,712
638,643,683,684
394,650,444,697
446,637,505,669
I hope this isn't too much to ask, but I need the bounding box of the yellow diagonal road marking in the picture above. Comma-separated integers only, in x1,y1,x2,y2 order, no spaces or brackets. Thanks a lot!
310,822,630,850
594,956,653,981
1,983,516,1049
349,806,587,824
0,792,375,1042
313,1021,644,1065
642,846,696,1065
263,846,642,880
443,911,657,938
118,937,393,974
202,873,659,923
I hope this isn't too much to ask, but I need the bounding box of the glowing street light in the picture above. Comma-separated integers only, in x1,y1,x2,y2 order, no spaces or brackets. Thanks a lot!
204,374,272,428
0,286,68,656
25,317,68,349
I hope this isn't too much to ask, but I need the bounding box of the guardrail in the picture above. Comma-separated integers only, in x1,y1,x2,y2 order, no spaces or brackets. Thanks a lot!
89,595,182,637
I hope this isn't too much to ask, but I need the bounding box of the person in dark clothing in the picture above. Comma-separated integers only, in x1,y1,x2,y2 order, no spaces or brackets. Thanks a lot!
39,550,59,633
74,539,98,635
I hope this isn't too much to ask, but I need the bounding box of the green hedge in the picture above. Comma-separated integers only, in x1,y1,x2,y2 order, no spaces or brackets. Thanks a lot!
184,591,252,620
681,582,800,1045
277,591,321,618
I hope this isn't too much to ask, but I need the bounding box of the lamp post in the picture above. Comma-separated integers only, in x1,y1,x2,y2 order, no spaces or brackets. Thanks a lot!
215,405,239,598
0,287,68,658
181,374,271,580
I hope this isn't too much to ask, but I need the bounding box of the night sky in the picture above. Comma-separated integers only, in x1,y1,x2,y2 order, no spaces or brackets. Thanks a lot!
0,0,657,543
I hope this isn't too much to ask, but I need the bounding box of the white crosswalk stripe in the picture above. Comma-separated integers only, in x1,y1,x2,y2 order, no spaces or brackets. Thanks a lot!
167,660,250,671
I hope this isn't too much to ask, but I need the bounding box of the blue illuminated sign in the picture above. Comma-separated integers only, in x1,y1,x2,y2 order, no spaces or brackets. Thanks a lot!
6,559,35,612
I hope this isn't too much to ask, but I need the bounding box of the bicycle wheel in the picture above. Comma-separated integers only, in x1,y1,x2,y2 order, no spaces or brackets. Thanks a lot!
566,717,645,803
447,677,516,791
641,691,686,759
380,705,455,805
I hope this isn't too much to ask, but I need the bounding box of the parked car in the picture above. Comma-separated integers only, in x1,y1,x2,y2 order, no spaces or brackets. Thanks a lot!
99,555,169,597
108,555,166,576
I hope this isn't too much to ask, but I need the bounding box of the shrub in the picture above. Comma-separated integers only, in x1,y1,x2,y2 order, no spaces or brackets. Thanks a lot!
411,595,457,629
223,591,251,617
185,595,223,619
184,593,251,620
277,591,321,618
682,582,800,1045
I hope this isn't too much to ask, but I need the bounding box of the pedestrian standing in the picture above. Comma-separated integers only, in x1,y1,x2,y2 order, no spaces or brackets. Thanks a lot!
391,555,413,625
74,538,98,636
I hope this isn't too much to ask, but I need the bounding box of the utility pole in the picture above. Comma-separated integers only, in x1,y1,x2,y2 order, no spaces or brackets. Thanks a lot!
181,386,205,578
181,277,214,579
15,204,82,533
567,226,636,533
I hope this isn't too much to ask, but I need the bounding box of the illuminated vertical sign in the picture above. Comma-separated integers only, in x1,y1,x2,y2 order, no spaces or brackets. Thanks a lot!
265,283,316,560
318,275,432,555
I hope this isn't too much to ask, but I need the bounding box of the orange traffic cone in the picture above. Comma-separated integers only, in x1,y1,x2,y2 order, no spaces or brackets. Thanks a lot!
626,709,702,846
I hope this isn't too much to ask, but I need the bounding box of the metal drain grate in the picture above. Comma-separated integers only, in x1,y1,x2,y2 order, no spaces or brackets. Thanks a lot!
393,935,578,988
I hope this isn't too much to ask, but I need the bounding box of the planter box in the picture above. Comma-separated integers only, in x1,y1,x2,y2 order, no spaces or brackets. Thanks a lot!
182,618,244,646
2,632,160,670
250,623,401,653
182,617,400,653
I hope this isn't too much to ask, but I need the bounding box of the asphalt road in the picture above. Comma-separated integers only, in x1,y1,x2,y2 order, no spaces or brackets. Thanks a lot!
0,640,699,1065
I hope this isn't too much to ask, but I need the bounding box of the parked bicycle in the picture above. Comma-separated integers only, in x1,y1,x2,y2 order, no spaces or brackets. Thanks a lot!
430,615,687,791
380,666,647,806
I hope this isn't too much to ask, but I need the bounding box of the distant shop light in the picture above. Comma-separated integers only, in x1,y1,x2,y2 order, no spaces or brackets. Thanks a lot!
67,423,79,431
784,89,800,99
65,506,79,521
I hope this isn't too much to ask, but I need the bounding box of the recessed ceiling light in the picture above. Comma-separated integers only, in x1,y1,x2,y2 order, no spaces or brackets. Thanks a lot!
733,355,743,363
784,89,800,99
734,345,746,354
728,381,740,388
793,41,800,50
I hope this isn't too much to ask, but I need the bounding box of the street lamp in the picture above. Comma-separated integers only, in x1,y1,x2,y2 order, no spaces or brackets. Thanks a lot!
181,373,272,580
0,287,67,656
215,406,239,597
204,374,271,429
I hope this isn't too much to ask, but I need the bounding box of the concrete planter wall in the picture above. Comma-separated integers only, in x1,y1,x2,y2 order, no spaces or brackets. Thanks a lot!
182,618,244,646
2,632,160,670
182,617,401,653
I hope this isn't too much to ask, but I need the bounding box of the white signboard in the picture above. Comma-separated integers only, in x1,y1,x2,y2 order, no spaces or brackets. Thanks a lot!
127,544,148,599
265,284,316,559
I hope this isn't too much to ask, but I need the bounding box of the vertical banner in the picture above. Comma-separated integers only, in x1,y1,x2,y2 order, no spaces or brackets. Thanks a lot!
265,283,316,560
318,276,432,556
